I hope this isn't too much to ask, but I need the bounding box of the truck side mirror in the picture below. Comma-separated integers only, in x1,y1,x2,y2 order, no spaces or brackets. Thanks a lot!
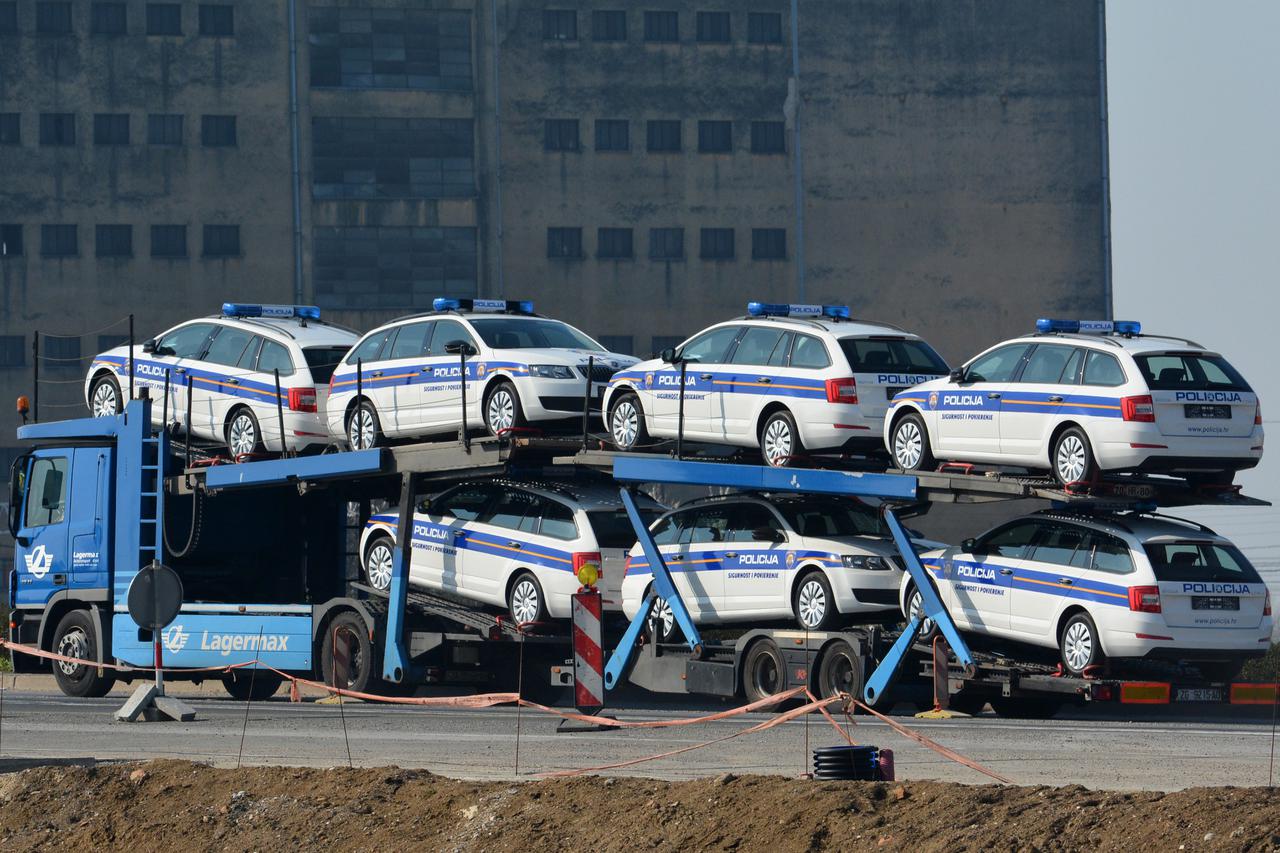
142,338,158,354
948,368,965,383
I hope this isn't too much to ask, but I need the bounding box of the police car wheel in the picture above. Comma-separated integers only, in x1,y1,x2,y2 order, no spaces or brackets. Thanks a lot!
485,382,525,437
645,590,677,643
761,410,804,467
363,536,395,591
742,639,785,704
51,610,115,698
347,401,383,451
221,670,283,702
609,393,649,451
817,640,863,700
906,585,938,640
90,374,123,417
508,573,547,625
226,407,263,458
1059,611,1104,675
891,413,934,471
320,611,375,694
1052,427,1095,485
794,571,838,631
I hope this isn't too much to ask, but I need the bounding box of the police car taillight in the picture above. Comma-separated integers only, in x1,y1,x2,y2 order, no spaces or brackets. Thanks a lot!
747,302,850,319
574,551,603,578
825,377,858,404
1256,402,1263,426
222,303,321,320
1128,585,1161,613
287,387,317,413
1265,590,1272,617
1121,395,1155,422
433,297,534,314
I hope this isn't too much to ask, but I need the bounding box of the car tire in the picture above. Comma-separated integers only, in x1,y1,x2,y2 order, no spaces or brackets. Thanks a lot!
485,381,525,437
50,610,115,698
609,392,649,451
816,640,863,700
508,572,547,625
221,670,284,702
1052,426,1096,486
1059,611,1104,675
891,412,935,472
320,611,376,694
742,639,785,704
793,571,838,631
904,583,939,642
347,400,383,451
89,374,123,417
226,407,264,458
363,534,396,592
644,587,678,643
760,409,804,468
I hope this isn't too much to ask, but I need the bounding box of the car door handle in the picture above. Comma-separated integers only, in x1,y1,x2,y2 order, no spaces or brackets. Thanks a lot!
419,366,431,372
723,552,738,558
174,368,186,375
668,554,683,561
1058,577,1073,586
700,373,713,381
999,568,1014,575
756,377,772,384
1049,395,1064,403
371,371,384,378
226,378,239,385
987,392,1001,399
507,541,522,549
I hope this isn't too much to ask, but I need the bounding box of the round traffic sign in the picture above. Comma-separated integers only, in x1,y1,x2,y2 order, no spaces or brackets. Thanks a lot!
126,561,184,630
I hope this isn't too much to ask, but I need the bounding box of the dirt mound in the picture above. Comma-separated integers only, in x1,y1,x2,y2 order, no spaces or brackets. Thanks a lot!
1,760,1278,851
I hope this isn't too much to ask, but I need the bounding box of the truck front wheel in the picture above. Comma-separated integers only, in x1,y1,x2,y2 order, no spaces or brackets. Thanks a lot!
221,670,284,702
51,610,115,698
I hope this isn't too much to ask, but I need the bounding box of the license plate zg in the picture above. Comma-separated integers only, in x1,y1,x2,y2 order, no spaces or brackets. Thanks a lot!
1175,687,1223,702
1184,404,1231,419
1191,596,1239,611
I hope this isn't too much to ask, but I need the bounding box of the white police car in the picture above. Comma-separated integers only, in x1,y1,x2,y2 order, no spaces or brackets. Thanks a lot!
620,493,944,635
358,480,664,623
885,319,1264,485
327,299,640,449
85,304,357,455
900,510,1272,679
604,303,949,466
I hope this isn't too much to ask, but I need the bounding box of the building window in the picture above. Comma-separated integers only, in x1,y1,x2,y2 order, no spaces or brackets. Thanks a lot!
592,10,626,41
99,334,129,350
543,9,577,41
0,224,22,258
313,226,477,310
147,114,183,146
751,121,785,154
597,228,633,260
747,12,782,44
41,224,78,258
39,113,75,146
201,115,237,147
146,3,181,35
43,335,81,365
0,3,16,34
0,336,25,368
95,224,132,258
198,4,232,36
650,336,684,358
598,335,634,355
752,228,786,260
544,119,580,152
594,119,629,152
547,228,583,260
90,2,127,34
35,2,72,34
93,114,130,146
646,119,681,153
696,11,729,43
203,225,240,258
309,8,472,92
644,10,678,42
312,117,475,199
700,228,734,260
649,228,684,261
698,120,732,153
0,113,18,145
150,225,187,258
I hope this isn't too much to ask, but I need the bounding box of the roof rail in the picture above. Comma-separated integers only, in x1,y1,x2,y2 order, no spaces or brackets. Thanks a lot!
1135,333,1207,349
1031,508,1134,534
1134,511,1218,535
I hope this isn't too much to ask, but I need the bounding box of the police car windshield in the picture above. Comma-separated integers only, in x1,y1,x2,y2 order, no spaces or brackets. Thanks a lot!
1134,353,1251,392
776,500,882,537
303,347,350,384
1142,541,1263,583
588,509,659,548
469,318,604,351
837,337,948,374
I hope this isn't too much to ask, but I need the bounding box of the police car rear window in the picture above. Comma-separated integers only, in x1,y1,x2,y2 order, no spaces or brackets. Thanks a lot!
1143,542,1263,583
304,347,350,384
470,318,603,351
588,509,659,548
1135,354,1251,392
838,337,947,374
776,500,881,537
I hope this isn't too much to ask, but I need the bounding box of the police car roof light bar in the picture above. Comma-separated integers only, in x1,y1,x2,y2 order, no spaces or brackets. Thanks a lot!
1035,318,1142,336
222,303,322,321
432,298,535,315
747,302,850,319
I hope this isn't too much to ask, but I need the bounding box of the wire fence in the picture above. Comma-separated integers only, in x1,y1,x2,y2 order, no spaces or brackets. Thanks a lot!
26,314,135,425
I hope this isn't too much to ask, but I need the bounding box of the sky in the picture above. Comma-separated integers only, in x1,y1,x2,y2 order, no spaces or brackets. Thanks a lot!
1106,0,1280,595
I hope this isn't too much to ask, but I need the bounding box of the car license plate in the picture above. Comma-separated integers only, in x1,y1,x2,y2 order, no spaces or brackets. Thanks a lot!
886,387,906,400
1174,687,1223,702
1184,404,1231,419
1191,596,1239,611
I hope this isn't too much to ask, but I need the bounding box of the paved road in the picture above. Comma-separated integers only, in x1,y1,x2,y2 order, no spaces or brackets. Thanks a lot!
0,689,1277,791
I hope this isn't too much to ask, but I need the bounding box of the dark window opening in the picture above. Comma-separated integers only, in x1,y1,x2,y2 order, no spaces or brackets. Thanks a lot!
646,119,681,152
649,227,684,261
0,3,16,33
0,224,22,258
308,7,472,92
202,224,240,258
751,121,785,154
150,225,188,258
147,114,183,146
98,334,129,351
93,113,130,146
594,119,629,151
700,228,734,260
41,224,77,258
198,3,232,36
644,10,678,42
597,227,633,260
0,113,18,145
592,9,626,41
91,2,127,34
312,116,475,199
201,115,237,147
751,228,786,260
598,335,634,355
698,120,732,153
747,11,782,44
146,3,181,35
547,227,583,260
696,11,729,42
36,2,72,34
543,9,577,40
95,224,132,258
39,113,75,146
0,336,24,367
544,119,580,152
44,334,82,366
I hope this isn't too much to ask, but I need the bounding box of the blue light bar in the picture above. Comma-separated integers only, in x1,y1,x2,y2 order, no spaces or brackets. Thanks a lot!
432,298,534,314
222,303,321,320
1035,318,1141,335
747,302,848,319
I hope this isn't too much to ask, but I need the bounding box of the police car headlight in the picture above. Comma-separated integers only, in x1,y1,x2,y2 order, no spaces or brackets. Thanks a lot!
842,555,889,570
529,364,575,379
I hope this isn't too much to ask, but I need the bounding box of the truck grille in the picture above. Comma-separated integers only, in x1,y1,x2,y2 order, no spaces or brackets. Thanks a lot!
576,363,618,382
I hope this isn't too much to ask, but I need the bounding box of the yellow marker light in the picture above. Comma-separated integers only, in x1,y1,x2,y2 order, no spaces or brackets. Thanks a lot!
576,561,600,589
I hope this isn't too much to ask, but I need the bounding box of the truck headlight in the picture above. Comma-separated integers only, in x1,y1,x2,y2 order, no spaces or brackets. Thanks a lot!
841,555,889,570
529,364,575,379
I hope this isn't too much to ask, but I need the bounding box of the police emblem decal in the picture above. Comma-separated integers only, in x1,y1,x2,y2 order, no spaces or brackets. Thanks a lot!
928,391,939,410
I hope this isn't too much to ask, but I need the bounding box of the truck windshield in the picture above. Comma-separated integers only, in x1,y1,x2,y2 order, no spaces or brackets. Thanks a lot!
1142,541,1263,583
1134,353,1251,392
588,509,659,548
303,347,351,384
469,318,604,351
776,499,883,537
838,337,949,374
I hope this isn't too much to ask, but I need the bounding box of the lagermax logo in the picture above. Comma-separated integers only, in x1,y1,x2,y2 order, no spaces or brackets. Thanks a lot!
164,624,191,653
24,545,53,579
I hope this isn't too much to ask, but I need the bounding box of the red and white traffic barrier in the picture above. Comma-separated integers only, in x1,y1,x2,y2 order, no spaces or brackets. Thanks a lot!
570,590,604,714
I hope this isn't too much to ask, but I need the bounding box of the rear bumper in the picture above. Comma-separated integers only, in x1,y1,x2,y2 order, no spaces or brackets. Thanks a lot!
1095,428,1263,473
1102,616,1273,659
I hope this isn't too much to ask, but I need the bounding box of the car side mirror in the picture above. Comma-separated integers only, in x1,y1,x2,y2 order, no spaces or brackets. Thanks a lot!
659,347,677,364
141,338,157,354
948,368,965,383
444,340,477,357
751,526,785,543
416,498,433,514
961,537,981,554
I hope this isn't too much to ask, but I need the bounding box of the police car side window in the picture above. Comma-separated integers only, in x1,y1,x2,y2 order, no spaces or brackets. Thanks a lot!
346,331,389,366
1086,532,1134,574
965,345,1029,383
388,322,433,360
538,500,579,540
432,319,477,353
680,326,740,364
258,340,296,377
685,507,733,544
1018,345,1076,384
236,336,263,370
435,485,495,522
727,504,784,542
1028,524,1087,567
479,489,539,531
1058,348,1085,385
790,334,831,369
730,328,787,366
766,332,794,367
651,515,684,546
203,326,256,368
158,323,217,359
976,521,1039,559
1082,351,1126,387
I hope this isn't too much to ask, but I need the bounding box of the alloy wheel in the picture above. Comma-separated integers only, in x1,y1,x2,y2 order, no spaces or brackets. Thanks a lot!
488,389,515,434
908,589,936,636
229,414,257,456
366,541,394,590
894,420,923,469
797,578,827,629
349,409,375,450
1063,621,1094,672
612,400,639,448
1056,435,1087,482
511,578,540,624
763,418,793,466
91,382,118,417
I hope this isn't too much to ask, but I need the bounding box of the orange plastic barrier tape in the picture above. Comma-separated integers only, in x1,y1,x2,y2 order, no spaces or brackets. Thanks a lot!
1,639,253,675
518,685,807,728
805,689,858,747
852,698,1013,784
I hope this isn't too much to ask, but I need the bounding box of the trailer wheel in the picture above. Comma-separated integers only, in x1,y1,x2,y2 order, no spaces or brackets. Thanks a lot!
816,640,863,701
989,696,1064,719
320,611,375,694
50,610,115,698
742,639,784,704
221,670,283,702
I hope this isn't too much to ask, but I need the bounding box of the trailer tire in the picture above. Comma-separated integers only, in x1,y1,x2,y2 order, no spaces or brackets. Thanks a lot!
989,696,1064,719
816,640,863,701
221,670,283,702
742,639,784,704
50,610,115,698
320,611,376,694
